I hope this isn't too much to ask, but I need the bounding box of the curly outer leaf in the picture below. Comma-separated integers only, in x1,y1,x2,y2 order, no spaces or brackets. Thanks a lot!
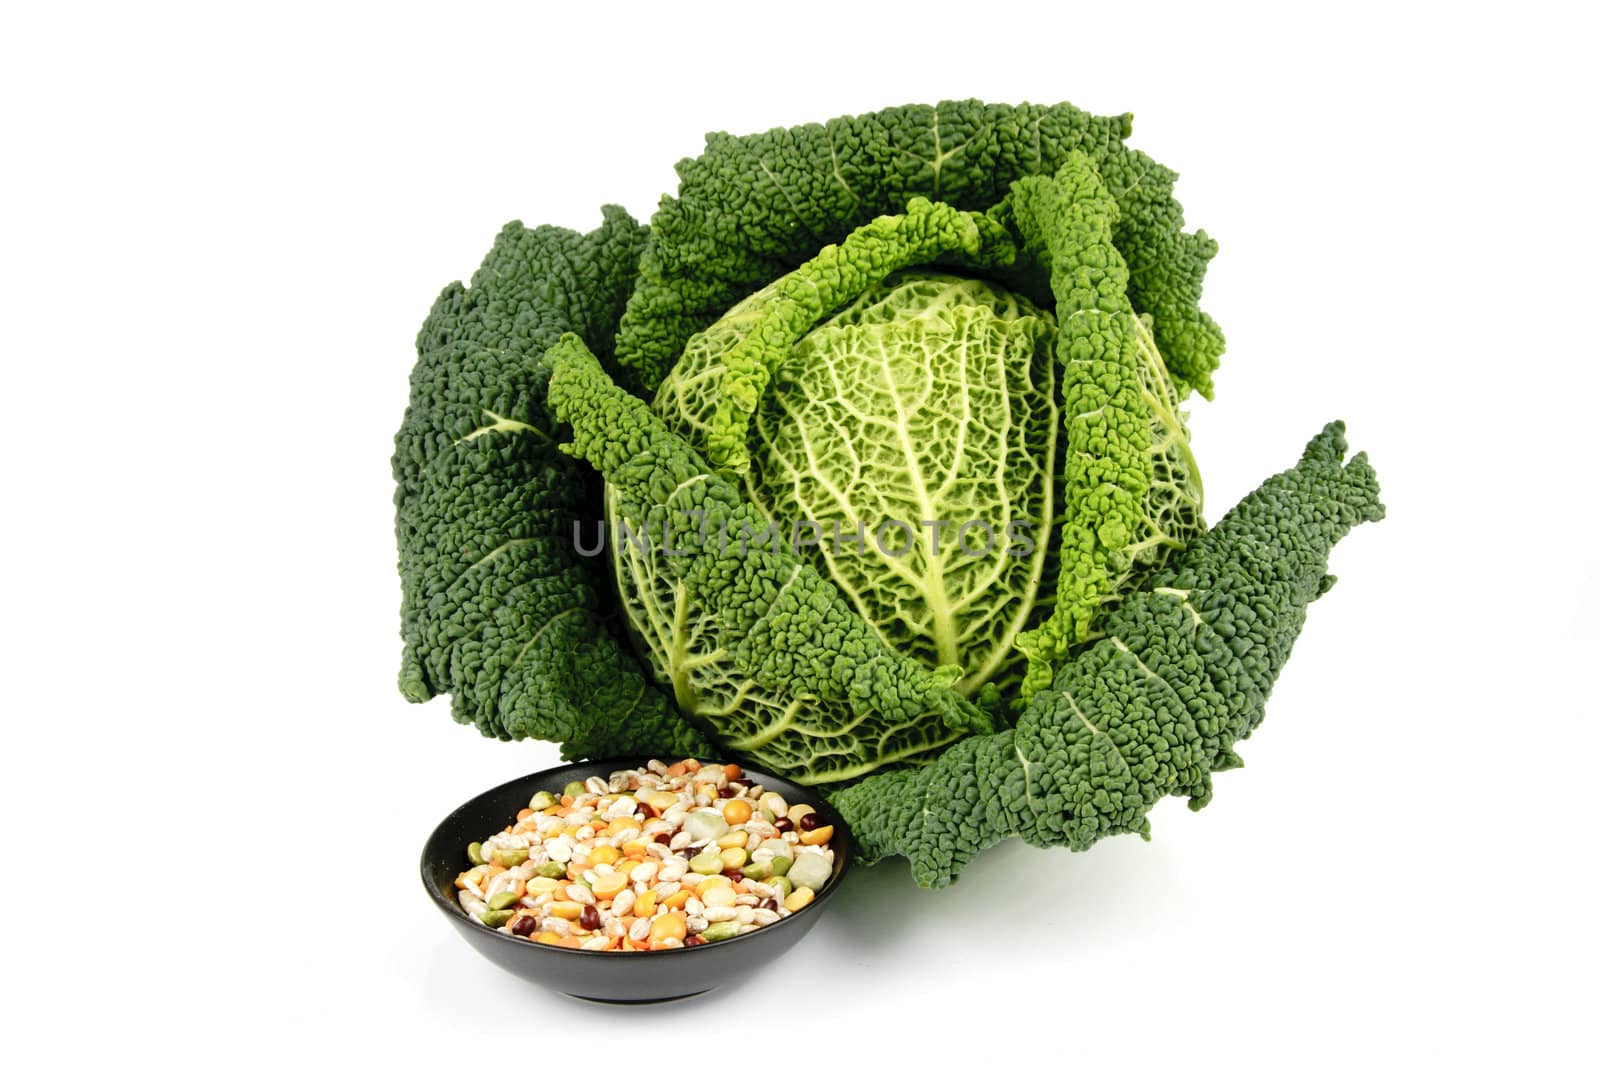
831,422,1384,887
392,208,710,760
1009,153,1205,696
546,336,993,784
616,99,1222,397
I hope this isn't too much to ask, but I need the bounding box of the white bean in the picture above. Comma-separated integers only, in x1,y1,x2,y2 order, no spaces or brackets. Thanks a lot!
604,796,638,820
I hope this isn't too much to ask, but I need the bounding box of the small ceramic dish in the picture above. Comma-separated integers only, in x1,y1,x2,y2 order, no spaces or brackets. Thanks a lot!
421,757,852,1003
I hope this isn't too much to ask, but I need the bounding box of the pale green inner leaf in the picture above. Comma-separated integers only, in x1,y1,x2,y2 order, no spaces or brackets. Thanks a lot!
749,276,1059,695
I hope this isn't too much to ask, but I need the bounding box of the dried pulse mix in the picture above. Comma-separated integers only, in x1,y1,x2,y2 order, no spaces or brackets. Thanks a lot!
455,760,836,950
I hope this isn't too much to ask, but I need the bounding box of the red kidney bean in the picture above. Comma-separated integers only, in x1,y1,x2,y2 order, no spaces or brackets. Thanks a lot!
774,817,793,832
684,934,707,947
579,904,601,931
799,812,818,832
510,914,538,937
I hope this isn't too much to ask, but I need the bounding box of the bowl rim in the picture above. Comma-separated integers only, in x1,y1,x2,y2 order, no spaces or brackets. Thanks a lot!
421,755,854,959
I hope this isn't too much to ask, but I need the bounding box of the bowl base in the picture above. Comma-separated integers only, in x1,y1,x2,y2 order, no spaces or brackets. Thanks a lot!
568,989,712,1005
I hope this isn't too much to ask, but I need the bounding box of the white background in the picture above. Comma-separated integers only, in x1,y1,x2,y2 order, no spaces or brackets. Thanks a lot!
5,2,1596,1062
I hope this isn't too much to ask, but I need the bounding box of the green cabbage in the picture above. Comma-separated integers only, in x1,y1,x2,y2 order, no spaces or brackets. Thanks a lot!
648,268,1060,702
393,100,1383,886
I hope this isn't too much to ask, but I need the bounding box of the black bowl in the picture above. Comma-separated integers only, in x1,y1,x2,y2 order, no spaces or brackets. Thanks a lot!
421,757,853,1003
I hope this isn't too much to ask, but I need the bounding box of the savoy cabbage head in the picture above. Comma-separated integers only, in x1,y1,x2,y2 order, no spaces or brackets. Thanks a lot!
646,269,1061,707
393,100,1382,886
